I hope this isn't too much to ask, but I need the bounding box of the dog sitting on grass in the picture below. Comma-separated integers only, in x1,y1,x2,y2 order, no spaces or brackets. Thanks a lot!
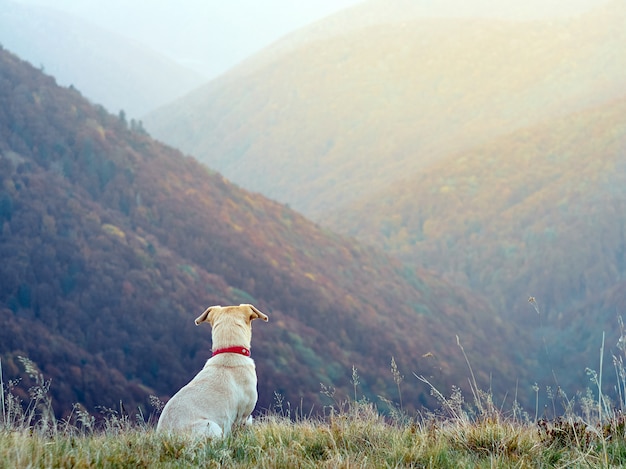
157,304,268,437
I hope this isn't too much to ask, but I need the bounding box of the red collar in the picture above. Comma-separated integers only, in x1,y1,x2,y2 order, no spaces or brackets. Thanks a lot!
212,346,251,357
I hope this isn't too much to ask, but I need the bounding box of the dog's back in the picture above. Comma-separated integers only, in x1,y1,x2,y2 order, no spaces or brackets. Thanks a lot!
157,304,268,437
157,354,258,437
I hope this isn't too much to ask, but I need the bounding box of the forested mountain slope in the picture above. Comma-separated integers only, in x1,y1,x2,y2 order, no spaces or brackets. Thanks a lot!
0,48,522,416
144,0,626,219
328,96,626,394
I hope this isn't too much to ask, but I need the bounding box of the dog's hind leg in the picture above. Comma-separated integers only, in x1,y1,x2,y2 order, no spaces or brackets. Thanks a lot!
206,421,224,438
187,419,224,438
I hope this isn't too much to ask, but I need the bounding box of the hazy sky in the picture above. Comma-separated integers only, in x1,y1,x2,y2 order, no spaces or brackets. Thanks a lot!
12,0,364,78
14,0,610,79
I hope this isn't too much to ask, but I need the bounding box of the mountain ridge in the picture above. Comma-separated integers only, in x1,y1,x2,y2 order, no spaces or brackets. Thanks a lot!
0,0,205,117
144,0,626,219
0,47,524,416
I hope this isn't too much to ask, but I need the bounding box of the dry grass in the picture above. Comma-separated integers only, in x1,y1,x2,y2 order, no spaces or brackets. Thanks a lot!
3,356,626,468
4,321,626,468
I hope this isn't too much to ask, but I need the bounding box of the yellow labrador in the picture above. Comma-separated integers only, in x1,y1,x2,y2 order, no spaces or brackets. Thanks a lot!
157,304,268,437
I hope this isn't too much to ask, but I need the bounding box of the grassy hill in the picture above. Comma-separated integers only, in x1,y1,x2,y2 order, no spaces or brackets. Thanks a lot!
327,95,626,394
0,0,205,117
0,47,527,417
144,0,626,219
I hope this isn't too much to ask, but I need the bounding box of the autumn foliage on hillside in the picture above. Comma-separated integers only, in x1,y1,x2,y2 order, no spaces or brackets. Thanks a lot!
329,97,626,396
0,48,527,417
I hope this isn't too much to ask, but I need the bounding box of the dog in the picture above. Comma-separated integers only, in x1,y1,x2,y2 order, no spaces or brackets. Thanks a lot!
156,303,268,438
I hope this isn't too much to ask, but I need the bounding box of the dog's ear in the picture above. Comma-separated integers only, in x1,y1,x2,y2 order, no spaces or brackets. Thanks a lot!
242,304,269,322
195,305,221,325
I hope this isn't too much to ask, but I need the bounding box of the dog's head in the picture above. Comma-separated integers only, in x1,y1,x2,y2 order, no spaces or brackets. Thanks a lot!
194,304,268,349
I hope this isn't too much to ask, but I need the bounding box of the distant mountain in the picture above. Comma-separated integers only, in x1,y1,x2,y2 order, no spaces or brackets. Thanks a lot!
144,0,626,219
335,0,609,22
0,0,205,117
327,96,626,394
0,48,525,417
